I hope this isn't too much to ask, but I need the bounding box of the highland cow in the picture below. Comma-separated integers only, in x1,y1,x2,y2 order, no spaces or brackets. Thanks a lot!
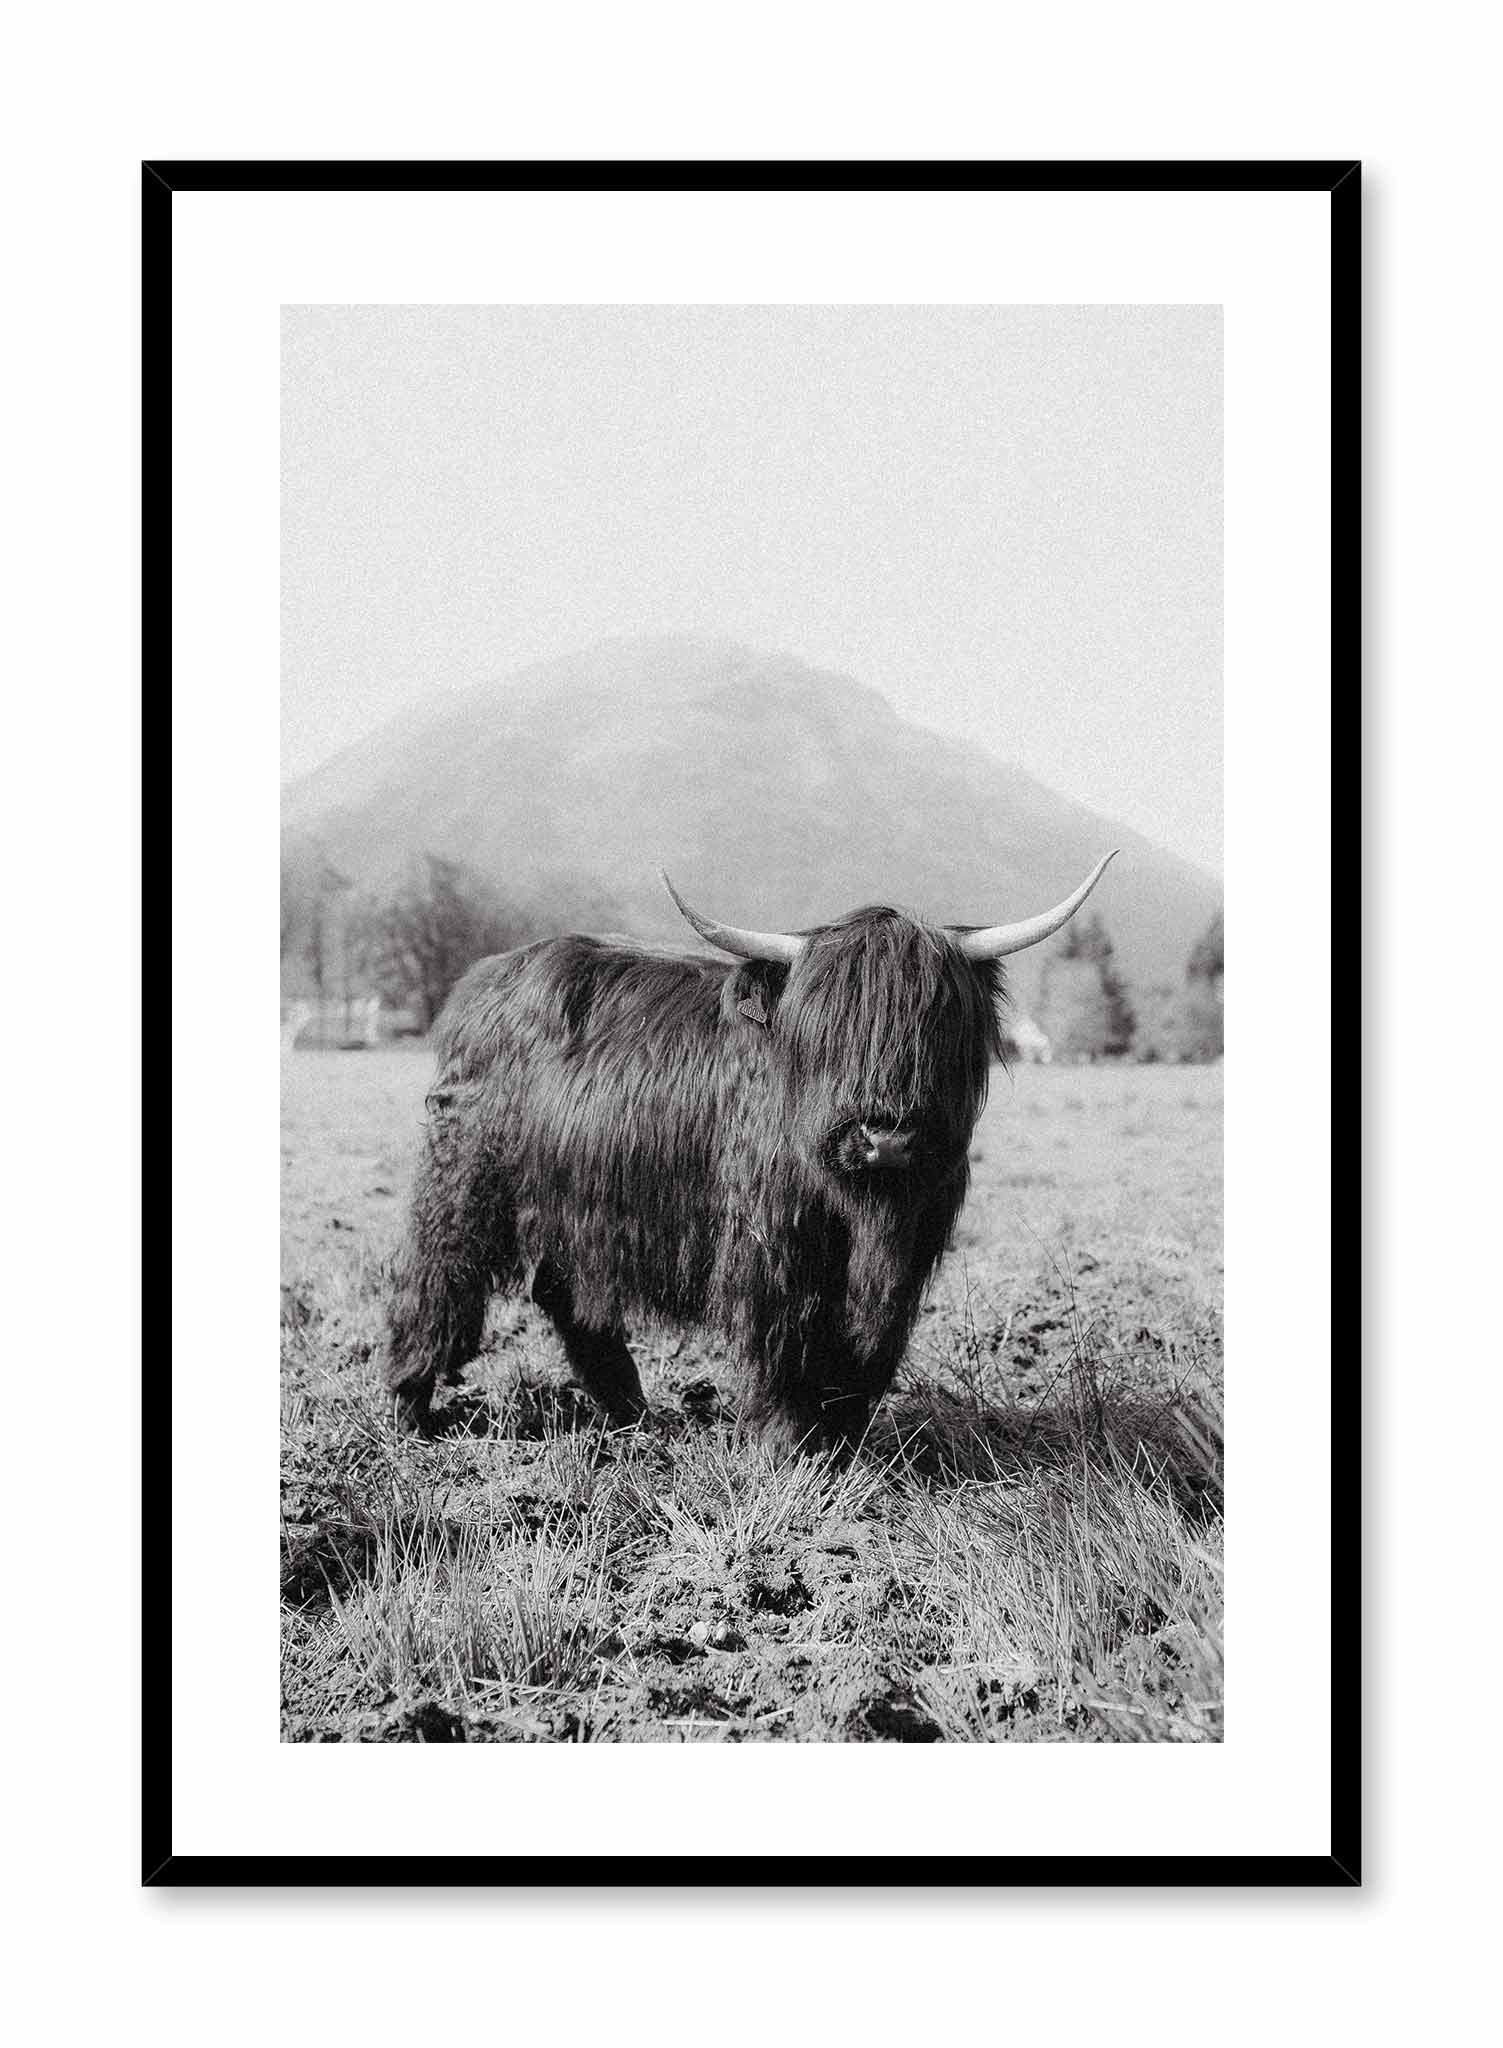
383,856,1116,1456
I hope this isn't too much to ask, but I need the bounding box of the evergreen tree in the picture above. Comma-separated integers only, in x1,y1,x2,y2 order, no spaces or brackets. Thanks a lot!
1180,910,1224,1061
1038,912,1137,1060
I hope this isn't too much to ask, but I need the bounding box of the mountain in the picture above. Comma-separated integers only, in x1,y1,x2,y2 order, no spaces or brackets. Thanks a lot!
281,636,1220,1002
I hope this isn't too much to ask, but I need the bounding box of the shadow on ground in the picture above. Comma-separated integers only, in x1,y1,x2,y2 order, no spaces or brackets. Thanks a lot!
873,1376,1223,1517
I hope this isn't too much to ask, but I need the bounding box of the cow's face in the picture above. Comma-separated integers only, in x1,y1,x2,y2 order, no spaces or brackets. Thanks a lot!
670,861,1113,1193
730,909,1004,1191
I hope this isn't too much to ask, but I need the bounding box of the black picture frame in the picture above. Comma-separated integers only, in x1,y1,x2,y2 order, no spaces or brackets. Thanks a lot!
148,157,1359,1889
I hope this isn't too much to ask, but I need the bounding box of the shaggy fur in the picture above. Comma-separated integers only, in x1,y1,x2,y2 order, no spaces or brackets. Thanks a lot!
383,907,1007,1455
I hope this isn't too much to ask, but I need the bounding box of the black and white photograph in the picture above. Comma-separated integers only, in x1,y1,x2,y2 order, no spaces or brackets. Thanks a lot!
278,301,1227,1749
149,161,1355,1881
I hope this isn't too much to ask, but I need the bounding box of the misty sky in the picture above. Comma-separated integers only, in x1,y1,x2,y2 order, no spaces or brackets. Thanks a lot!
283,305,1221,874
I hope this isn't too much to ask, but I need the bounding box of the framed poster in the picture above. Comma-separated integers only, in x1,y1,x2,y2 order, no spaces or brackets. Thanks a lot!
152,159,1357,1883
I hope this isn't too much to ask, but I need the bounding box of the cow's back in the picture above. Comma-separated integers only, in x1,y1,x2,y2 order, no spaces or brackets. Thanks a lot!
430,934,745,1322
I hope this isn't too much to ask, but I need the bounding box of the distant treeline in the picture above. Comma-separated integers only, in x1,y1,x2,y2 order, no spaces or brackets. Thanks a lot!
1026,907,1222,1064
281,847,626,1032
282,844,1223,1062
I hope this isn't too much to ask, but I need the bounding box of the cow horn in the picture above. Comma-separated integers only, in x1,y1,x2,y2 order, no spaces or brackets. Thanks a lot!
659,871,805,963
956,852,1119,961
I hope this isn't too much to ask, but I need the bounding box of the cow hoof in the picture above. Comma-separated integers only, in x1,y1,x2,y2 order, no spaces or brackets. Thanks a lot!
390,1388,434,1437
748,1415,829,1464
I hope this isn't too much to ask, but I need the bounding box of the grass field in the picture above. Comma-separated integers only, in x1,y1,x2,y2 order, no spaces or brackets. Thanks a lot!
281,1046,1223,1743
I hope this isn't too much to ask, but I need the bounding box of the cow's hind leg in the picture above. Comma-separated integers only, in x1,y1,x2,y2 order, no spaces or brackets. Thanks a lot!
383,1115,509,1435
530,1261,647,1426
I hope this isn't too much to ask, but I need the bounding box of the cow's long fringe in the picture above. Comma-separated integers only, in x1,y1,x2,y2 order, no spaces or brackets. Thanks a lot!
384,909,1007,1452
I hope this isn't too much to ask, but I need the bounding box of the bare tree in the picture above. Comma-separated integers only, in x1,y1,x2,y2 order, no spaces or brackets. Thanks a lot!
358,854,538,1030
280,867,298,964
301,854,351,1003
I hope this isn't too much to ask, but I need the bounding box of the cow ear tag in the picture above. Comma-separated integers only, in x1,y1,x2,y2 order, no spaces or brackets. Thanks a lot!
737,991,769,1027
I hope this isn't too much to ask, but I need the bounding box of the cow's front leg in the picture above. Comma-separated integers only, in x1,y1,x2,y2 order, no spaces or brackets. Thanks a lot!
742,1345,875,1461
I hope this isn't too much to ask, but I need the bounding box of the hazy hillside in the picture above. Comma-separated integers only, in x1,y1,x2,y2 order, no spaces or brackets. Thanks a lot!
282,636,1220,1001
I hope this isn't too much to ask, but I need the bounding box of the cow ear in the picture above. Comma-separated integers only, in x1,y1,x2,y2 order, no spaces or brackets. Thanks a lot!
722,962,780,1030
